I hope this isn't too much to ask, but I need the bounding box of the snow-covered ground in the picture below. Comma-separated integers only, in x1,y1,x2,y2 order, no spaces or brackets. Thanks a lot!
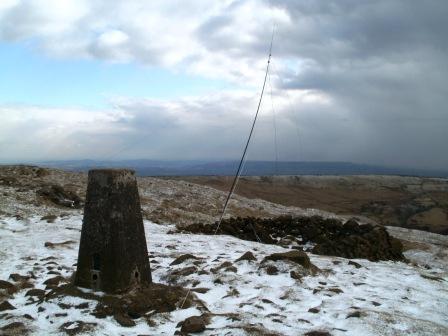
1,215,447,335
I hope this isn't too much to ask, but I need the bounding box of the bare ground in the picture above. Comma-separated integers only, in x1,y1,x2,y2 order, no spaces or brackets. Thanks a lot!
0,165,335,227
172,175,448,234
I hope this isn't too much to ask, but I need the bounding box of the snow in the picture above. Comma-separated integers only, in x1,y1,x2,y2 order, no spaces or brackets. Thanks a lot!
1,216,447,335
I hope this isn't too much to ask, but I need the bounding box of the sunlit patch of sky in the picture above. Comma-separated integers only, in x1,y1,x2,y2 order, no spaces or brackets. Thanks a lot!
0,42,232,109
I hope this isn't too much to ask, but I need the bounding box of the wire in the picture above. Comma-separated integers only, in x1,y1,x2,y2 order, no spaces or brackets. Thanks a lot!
268,68,279,176
174,26,276,334
214,27,275,236
270,60,302,163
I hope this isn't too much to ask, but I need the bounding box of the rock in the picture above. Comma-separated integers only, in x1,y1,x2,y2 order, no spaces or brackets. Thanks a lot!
9,273,30,282
327,287,343,294
343,218,359,231
25,288,46,299
36,184,83,208
348,261,362,269
0,280,15,290
266,265,278,275
420,273,444,282
308,307,320,313
235,251,257,262
1,322,27,334
181,216,405,262
211,261,236,274
180,315,207,333
59,321,97,335
304,331,332,336
0,301,16,311
346,311,362,318
114,313,136,327
170,266,197,278
223,288,240,298
191,287,210,294
44,240,75,248
41,214,58,223
43,276,65,287
75,302,89,309
170,254,198,266
263,251,312,269
290,271,302,281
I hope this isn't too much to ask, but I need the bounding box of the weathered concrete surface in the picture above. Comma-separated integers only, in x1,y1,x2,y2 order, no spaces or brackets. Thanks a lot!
74,169,151,293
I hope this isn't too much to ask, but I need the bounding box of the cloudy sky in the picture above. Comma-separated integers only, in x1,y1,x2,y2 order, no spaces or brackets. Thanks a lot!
0,0,447,170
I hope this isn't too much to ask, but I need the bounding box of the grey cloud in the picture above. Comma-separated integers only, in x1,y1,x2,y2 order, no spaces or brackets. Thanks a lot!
264,0,448,169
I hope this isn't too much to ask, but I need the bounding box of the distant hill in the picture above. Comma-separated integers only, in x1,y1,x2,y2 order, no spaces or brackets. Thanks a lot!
35,159,448,178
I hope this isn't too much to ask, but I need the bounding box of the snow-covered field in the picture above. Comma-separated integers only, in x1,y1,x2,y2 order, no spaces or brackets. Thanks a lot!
1,215,447,335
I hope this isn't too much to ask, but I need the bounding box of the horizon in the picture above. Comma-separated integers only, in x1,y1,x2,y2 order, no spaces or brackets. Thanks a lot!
2,159,447,178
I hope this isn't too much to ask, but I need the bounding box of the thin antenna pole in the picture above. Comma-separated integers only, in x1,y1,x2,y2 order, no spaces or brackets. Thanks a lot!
214,27,275,235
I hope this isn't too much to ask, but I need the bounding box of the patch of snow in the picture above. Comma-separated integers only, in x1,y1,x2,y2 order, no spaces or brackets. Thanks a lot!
0,216,447,335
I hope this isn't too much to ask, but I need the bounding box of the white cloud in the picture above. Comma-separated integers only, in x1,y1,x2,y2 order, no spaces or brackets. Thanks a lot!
0,0,280,83
0,89,326,162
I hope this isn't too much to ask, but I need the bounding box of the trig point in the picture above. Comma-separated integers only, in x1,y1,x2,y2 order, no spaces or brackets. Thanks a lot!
74,169,152,293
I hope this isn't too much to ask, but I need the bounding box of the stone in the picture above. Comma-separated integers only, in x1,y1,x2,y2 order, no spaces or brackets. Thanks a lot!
290,271,302,280
191,287,210,294
45,241,75,248
37,184,82,208
180,315,207,333
170,266,197,278
235,251,257,262
308,307,320,313
25,288,46,299
43,276,65,287
114,313,136,327
211,261,235,274
59,321,97,335
343,218,359,231
263,250,312,269
1,322,27,333
0,280,15,290
170,254,198,266
74,169,152,293
0,301,15,311
41,214,58,223
346,311,362,318
304,331,332,336
348,261,362,269
9,273,30,282
180,216,405,262
266,265,278,275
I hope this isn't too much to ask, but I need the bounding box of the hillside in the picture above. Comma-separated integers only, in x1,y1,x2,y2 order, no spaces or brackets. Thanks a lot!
175,175,448,235
0,166,447,335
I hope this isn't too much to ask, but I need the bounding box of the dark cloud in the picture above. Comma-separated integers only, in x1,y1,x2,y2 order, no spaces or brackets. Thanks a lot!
261,0,448,169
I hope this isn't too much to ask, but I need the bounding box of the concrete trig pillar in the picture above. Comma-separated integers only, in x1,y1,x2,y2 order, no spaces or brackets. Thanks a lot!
74,169,152,293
